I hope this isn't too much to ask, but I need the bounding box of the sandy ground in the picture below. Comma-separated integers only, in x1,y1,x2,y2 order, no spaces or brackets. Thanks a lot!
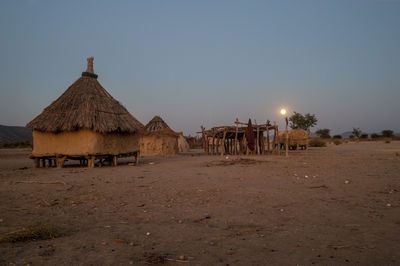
0,142,399,266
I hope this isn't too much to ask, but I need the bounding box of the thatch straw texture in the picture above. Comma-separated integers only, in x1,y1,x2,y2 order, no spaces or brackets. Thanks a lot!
278,129,309,146
27,75,143,134
143,116,178,136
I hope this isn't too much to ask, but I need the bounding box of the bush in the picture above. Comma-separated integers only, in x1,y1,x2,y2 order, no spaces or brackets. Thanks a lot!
333,139,342,145
0,223,64,243
381,130,394,138
360,134,369,139
309,138,327,147
332,135,342,139
371,133,380,139
316,128,331,139
0,140,32,149
384,138,392,144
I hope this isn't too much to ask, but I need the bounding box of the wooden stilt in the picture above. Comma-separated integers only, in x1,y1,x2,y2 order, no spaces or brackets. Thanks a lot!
234,118,239,155
88,156,95,168
56,156,66,168
135,151,140,165
33,158,40,168
260,132,264,155
112,155,117,167
212,133,215,155
221,130,227,156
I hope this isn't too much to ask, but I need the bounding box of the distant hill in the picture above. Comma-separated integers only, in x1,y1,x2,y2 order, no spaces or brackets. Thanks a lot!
341,131,353,138
0,125,32,143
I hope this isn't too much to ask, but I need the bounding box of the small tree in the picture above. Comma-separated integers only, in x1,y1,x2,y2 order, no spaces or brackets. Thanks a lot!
360,133,368,139
289,112,318,132
333,135,342,139
371,133,380,139
315,128,331,139
352,128,362,139
381,130,394,138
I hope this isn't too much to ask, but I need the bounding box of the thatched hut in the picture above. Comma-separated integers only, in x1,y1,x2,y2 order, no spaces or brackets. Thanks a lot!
27,57,144,168
140,116,181,156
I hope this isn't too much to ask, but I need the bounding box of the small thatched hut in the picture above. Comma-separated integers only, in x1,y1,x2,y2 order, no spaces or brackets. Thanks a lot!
140,116,181,156
27,57,144,168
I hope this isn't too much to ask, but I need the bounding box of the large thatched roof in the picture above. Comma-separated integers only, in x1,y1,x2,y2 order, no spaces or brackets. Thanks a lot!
144,116,177,136
27,57,144,134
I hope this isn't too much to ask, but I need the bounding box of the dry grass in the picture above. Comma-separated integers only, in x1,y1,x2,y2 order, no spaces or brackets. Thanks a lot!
0,223,64,243
333,139,342,145
309,138,327,147
207,157,261,166
384,138,392,144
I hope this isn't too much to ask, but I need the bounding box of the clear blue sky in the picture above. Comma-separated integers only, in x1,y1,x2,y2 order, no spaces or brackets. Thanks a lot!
0,0,399,135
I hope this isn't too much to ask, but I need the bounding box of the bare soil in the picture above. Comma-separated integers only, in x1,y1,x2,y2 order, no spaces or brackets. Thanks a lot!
0,142,399,265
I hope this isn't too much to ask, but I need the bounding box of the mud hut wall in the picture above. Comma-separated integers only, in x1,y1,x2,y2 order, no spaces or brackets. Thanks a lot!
32,129,140,156
177,134,190,152
140,135,179,156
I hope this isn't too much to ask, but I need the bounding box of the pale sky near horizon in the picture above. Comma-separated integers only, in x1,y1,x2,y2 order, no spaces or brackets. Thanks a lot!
0,0,399,136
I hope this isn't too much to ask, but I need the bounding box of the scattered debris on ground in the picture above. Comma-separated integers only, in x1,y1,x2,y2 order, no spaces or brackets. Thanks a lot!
0,223,64,243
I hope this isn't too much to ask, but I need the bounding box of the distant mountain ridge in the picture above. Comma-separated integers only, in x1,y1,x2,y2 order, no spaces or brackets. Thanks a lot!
0,125,32,143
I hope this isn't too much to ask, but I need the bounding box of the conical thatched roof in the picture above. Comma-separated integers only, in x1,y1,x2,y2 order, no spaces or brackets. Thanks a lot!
144,116,177,136
27,57,144,134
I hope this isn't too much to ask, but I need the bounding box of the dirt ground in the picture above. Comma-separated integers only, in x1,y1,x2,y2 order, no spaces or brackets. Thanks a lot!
0,142,399,265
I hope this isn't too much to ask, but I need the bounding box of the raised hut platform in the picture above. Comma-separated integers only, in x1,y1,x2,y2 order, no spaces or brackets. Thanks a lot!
27,57,144,168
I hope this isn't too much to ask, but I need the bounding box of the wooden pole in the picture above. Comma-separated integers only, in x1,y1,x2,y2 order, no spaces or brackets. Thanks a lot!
201,126,207,153
135,151,140,165
256,125,260,155
113,155,118,166
33,158,40,168
274,121,280,155
212,132,215,155
285,117,289,157
266,120,270,153
234,118,239,155
56,156,66,168
88,156,95,168
221,130,227,156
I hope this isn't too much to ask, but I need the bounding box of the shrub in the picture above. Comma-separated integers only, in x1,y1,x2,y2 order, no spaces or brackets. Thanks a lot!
384,138,392,144
0,140,32,149
309,138,327,147
332,135,342,139
360,134,369,139
333,139,342,145
371,133,380,139
381,130,394,138
315,128,331,139
352,128,362,139
0,223,64,243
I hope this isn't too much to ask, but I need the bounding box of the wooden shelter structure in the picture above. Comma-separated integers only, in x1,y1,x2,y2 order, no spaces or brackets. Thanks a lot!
27,57,144,168
201,119,280,155
140,116,180,156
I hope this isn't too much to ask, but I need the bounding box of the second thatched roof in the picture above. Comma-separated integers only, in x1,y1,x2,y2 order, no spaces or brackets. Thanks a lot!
144,116,178,136
27,57,144,134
